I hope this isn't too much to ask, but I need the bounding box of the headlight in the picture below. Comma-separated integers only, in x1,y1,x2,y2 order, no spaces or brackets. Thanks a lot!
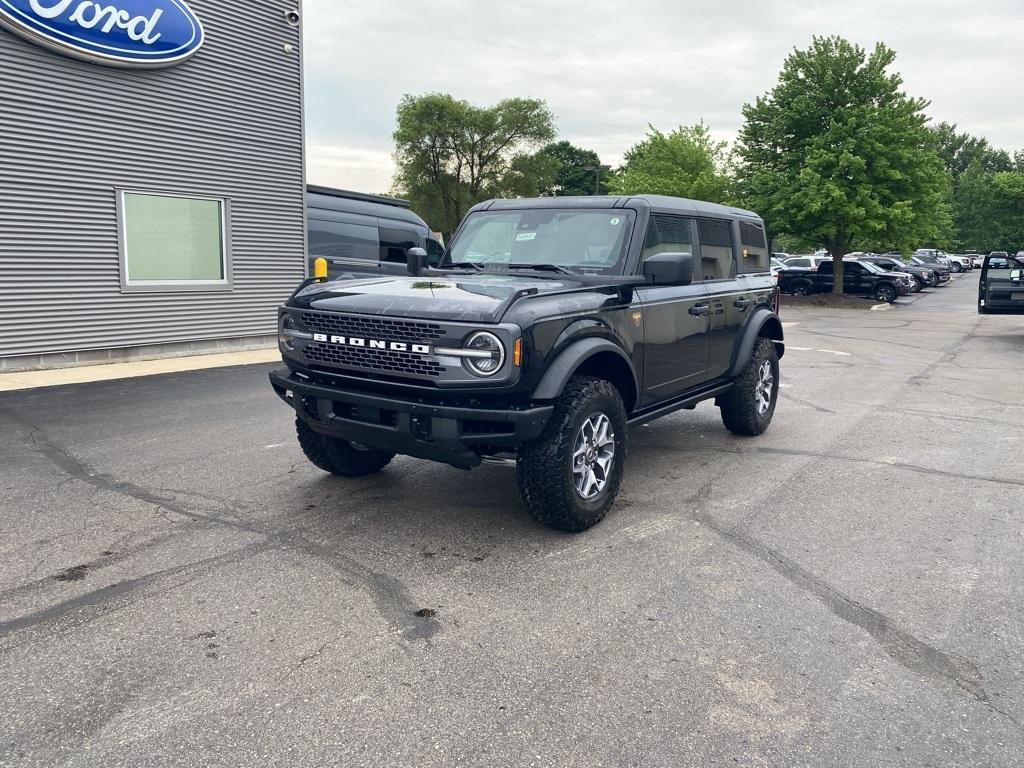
278,313,311,352
462,331,505,376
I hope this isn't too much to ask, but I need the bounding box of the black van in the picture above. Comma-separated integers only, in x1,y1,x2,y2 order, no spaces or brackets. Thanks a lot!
306,185,444,278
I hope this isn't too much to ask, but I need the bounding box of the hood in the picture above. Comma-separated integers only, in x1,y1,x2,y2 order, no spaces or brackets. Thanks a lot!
287,272,593,323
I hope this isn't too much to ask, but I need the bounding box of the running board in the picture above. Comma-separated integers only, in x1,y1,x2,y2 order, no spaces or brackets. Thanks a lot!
627,381,735,427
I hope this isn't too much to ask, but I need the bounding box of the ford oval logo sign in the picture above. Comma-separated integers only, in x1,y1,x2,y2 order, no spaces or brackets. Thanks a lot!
0,0,204,68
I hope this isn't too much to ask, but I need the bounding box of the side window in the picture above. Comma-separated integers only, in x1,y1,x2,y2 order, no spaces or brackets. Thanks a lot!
380,224,422,264
308,218,379,262
642,214,694,261
425,238,445,267
845,262,863,275
738,221,769,273
789,258,810,268
696,218,735,281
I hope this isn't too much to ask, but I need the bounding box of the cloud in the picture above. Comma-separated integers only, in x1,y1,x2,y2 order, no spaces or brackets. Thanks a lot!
302,0,1024,193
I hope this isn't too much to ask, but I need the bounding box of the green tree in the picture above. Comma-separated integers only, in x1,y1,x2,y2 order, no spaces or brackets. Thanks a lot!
932,122,1012,178
735,36,953,294
391,93,556,236
535,140,610,196
991,171,1024,251
953,160,1000,250
609,123,729,202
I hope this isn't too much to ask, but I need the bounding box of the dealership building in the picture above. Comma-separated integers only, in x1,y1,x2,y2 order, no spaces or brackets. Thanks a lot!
0,0,307,372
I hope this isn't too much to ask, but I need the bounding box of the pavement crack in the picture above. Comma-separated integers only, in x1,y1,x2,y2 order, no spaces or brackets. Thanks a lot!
691,510,1023,731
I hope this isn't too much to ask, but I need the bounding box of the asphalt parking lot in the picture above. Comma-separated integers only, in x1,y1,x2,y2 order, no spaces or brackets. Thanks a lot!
2,272,1022,767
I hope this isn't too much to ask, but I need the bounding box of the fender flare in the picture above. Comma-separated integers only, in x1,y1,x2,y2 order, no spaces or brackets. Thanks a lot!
532,338,638,403
727,307,785,379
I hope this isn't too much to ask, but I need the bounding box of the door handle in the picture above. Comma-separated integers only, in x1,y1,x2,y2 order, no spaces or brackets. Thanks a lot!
689,304,711,316
734,298,754,309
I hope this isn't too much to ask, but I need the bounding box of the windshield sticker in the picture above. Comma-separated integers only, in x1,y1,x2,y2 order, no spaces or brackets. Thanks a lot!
610,217,621,226
515,232,538,241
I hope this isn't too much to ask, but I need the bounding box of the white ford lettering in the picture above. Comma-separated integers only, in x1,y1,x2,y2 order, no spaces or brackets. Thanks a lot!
312,333,432,355
29,0,164,44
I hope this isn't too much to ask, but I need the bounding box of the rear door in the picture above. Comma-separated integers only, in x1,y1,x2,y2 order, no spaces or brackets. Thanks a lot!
703,218,753,378
981,256,1024,312
633,214,710,405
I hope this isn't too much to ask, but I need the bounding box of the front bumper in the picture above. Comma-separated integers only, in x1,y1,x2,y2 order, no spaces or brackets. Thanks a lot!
269,369,553,469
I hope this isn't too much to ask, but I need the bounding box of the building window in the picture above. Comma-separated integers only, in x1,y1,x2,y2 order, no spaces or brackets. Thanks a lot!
118,190,231,291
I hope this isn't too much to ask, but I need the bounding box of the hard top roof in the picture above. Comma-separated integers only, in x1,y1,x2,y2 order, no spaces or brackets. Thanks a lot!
307,185,429,229
472,194,762,222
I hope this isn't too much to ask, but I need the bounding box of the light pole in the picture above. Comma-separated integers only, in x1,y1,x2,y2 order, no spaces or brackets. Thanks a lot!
582,165,611,196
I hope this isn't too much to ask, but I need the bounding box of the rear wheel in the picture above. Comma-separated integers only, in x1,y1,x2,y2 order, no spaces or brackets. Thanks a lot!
517,376,627,532
873,284,897,303
296,419,394,477
792,281,813,296
719,338,779,437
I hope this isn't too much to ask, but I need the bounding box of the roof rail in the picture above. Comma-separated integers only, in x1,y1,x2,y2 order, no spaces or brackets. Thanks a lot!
306,184,411,209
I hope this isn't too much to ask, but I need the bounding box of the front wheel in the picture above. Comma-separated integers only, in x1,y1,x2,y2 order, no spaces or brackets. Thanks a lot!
950,262,963,273
517,376,627,532
719,338,780,436
296,419,394,477
873,284,897,303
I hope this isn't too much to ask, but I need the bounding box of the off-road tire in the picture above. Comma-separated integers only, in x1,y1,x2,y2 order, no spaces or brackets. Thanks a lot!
517,376,627,533
873,284,897,303
295,418,394,477
719,338,779,437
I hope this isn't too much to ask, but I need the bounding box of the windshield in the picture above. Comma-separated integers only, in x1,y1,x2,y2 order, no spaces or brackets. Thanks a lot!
445,209,635,274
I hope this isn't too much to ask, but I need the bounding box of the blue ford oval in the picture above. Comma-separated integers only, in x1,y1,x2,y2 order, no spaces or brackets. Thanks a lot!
0,0,205,68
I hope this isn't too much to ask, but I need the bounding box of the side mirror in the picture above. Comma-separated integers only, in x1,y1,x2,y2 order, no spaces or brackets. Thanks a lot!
643,252,693,286
406,247,428,276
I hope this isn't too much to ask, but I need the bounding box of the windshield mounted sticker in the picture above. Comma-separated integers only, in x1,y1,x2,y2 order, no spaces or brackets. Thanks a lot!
515,232,537,241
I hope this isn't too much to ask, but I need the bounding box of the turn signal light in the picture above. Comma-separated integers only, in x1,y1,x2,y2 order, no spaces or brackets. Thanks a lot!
513,337,522,367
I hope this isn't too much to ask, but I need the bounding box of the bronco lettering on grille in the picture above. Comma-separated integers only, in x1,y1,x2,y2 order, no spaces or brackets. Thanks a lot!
312,334,431,355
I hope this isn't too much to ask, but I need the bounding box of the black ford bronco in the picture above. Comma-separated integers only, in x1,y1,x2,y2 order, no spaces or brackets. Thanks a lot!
270,196,784,531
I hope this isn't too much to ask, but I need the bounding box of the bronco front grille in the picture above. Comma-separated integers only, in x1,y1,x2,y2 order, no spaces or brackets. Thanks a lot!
303,343,446,377
299,311,448,378
300,312,445,343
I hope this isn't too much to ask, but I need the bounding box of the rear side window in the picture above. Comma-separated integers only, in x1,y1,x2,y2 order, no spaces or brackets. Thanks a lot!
642,214,694,261
697,218,735,281
738,221,769,274
787,258,811,268
308,218,379,262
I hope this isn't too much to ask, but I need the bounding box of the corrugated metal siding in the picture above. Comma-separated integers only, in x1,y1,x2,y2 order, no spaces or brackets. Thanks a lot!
0,0,305,357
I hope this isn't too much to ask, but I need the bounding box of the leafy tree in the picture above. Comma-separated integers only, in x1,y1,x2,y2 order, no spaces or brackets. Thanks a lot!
932,122,1012,178
991,171,1024,251
953,160,1000,250
608,123,729,202
535,140,610,196
392,93,556,236
735,36,953,294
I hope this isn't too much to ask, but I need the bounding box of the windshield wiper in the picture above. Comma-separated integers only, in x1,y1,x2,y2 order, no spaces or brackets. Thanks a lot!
443,261,485,271
503,263,577,276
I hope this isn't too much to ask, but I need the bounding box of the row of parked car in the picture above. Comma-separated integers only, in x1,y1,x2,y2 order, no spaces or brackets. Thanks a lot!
769,250,962,303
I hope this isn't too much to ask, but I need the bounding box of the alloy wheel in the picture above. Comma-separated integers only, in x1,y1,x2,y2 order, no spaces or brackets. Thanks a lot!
755,360,774,416
572,413,616,500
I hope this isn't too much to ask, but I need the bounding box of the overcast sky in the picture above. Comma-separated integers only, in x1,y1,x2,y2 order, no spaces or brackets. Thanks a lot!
302,0,1023,194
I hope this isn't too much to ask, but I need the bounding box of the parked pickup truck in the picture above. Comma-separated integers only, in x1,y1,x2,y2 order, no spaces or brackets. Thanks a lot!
778,259,914,302
978,253,1024,314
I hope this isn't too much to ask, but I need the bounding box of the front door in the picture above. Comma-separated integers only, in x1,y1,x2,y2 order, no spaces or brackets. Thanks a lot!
634,214,711,406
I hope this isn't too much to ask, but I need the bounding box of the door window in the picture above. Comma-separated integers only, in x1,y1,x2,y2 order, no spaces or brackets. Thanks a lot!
738,221,769,273
308,218,379,262
642,214,694,261
380,224,424,264
696,218,735,281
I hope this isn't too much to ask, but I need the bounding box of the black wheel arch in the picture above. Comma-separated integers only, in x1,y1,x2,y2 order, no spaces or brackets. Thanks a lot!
531,338,639,412
727,307,785,380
